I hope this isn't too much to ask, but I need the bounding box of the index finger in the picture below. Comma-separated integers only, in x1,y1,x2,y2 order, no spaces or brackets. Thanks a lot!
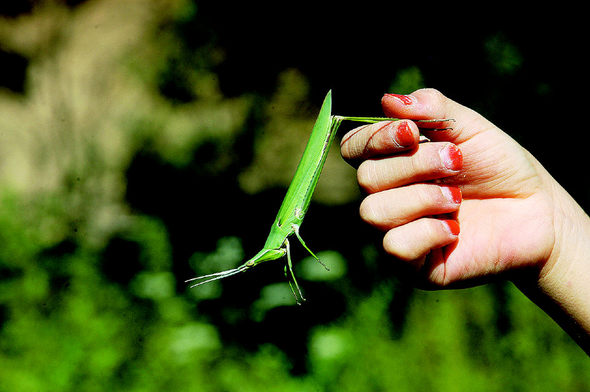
382,89,496,144
340,120,420,162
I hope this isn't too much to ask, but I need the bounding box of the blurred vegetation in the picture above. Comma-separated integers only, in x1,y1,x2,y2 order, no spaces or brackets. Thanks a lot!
0,1,588,391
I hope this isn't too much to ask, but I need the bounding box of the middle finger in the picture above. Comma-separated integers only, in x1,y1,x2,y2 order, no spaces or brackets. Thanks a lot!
357,142,463,193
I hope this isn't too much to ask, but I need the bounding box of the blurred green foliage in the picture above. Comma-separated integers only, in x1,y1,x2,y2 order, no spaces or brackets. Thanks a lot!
1,1,589,391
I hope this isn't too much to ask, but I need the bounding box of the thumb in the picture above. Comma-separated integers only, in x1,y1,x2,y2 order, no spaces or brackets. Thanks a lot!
382,88,496,144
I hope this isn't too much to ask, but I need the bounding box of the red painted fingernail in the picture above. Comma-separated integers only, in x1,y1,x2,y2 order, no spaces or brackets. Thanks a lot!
441,186,462,204
440,144,463,171
384,93,414,105
396,121,414,147
443,220,460,236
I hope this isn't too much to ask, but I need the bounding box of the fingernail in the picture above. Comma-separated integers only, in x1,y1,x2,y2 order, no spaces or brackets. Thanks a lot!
442,219,460,236
395,121,414,147
384,93,415,105
440,144,463,171
441,186,462,204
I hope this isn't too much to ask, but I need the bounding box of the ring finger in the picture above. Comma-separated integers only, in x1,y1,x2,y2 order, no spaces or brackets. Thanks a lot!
360,183,462,231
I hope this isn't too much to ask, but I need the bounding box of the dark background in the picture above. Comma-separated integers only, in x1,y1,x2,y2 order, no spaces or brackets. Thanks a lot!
1,1,588,390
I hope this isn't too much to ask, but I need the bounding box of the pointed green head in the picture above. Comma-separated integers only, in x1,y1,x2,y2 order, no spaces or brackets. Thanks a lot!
245,247,287,267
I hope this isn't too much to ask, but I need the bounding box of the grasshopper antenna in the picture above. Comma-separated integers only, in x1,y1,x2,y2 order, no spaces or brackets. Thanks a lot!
185,265,248,288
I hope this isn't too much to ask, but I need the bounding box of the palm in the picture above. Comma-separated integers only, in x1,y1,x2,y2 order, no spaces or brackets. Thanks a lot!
426,126,555,286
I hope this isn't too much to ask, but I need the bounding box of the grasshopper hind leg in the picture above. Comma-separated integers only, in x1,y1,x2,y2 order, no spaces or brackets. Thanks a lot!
292,224,329,271
284,238,305,305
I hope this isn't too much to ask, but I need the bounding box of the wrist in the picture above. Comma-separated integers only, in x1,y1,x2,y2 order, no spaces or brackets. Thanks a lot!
516,182,590,353
539,182,590,293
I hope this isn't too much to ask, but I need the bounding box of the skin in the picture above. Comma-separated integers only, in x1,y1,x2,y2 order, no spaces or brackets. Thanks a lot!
340,88,590,354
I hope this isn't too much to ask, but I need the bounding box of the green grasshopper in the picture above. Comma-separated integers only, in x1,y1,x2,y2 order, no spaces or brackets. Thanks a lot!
186,90,451,303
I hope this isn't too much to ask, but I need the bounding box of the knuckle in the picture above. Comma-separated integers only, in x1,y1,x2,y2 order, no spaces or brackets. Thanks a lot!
359,195,380,225
356,161,379,192
382,231,400,256
418,87,444,102
383,232,417,261
340,126,366,159
340,144,352,160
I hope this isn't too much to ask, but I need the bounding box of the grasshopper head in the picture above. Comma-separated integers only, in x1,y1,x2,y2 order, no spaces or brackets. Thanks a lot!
245,247,286,267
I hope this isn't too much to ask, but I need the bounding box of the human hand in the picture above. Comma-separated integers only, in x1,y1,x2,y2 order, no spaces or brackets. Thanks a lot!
341,89,573,289
341,88,590,352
